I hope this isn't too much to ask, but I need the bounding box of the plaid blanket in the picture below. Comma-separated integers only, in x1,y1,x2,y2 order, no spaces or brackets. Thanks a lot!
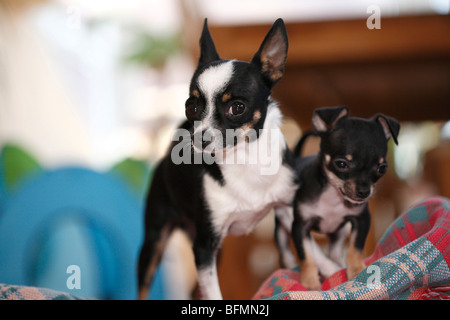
253,196,450,300
0,283,84,300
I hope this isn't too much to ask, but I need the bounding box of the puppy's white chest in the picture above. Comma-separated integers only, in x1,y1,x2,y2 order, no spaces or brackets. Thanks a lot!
204,163,296,237
299,185,362,234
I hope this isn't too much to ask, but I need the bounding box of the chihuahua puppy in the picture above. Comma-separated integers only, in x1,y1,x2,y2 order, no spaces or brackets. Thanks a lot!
137,19,297,300
277,106,399,290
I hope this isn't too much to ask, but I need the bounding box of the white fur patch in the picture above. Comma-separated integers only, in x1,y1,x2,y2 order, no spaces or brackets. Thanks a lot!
298,184,362,234
194,61,235,136
197,263,222,300
328,225,349,267
204,163,295,237
203,103,297,238
274,206,297,269
303,237,341,278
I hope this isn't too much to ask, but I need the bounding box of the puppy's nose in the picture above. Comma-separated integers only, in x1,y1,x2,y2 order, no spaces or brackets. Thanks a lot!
356,186,371,199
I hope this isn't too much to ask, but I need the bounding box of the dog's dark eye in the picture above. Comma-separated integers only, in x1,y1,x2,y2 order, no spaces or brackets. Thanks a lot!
334,159,349,170
227,102,246,116
377,163,387,175
185,103,199,118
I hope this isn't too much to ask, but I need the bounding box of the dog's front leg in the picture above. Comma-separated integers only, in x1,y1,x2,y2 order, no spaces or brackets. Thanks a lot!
291,213,321,290
196,260,222,300
274,206,296,269
346,208,371,280
193,221,223,300
328,225,348,268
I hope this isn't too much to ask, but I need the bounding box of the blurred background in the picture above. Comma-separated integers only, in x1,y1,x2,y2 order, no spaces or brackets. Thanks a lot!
0,0,448,300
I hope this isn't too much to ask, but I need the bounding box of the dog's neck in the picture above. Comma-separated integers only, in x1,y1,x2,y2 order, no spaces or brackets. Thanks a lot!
261,99,283,130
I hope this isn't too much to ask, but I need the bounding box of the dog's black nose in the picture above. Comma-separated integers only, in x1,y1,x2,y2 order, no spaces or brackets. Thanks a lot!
356,186,371,199
202,140,212,149
193,129,215,151
202,130,214,149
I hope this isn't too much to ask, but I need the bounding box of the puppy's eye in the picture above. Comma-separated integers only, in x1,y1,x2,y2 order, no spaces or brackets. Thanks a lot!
377,163,387,175
185,103,199,118
334,159,349,171
227,102,246,116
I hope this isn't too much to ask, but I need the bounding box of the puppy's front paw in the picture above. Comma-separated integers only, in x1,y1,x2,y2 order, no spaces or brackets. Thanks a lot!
346,262,365,280
301,274,321,291
346,245,366,280
300,264,321,290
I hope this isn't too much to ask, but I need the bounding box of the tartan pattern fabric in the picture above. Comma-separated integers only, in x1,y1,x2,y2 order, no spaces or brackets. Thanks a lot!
0,283,84,300
253,196,450,300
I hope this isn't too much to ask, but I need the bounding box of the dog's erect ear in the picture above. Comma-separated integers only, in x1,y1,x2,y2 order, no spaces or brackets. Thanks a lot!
198,18,220,68
374,114,400,145
251,18,288,88
312,106,349,133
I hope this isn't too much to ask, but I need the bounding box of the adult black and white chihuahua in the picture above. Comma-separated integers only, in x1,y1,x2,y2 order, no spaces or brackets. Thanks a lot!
276,106,399,290
137,19,298,300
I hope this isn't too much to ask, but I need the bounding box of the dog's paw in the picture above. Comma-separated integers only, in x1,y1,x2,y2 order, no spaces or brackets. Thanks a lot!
346,245,366,280
300,265,321,291
300,273,321,291
346,262,365,280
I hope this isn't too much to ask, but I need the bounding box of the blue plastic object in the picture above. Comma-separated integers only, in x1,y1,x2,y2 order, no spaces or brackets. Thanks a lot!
0,167,165,299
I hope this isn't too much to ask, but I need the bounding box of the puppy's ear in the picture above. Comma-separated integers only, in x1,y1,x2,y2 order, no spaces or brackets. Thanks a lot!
312,106,349,133
375,114,400,145
251,18,288,88
198,18,220,68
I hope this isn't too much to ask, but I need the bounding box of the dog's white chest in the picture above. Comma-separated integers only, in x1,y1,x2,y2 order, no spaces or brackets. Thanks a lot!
299,185,362,234
204,163,296,237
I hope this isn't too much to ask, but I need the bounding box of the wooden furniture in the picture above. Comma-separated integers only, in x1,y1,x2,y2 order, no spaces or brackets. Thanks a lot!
209,14,450,128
